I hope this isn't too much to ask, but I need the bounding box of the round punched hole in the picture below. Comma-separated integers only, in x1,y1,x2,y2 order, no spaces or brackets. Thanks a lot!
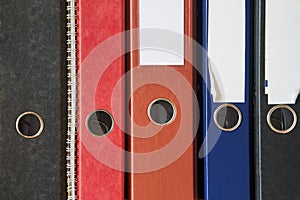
16,111,44,139
267,105,297,134
214,104,242,132
148,98,176,126
86,110,114,136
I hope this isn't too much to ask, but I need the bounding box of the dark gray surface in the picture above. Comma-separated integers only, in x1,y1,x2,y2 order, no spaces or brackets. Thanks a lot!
254,0,300,199
0,0,66,199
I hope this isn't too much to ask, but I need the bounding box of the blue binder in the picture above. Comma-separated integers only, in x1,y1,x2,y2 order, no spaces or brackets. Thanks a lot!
201,0,252,199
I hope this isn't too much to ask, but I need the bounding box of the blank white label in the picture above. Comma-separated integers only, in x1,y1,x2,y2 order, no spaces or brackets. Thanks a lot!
265,0,300,105
139,0,184,65
208,0,245,103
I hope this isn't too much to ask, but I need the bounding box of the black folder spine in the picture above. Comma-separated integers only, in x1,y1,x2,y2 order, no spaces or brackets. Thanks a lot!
0,0,67,199
254,1,300,199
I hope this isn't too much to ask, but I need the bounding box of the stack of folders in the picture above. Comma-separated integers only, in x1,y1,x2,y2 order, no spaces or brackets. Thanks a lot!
1,0,300,200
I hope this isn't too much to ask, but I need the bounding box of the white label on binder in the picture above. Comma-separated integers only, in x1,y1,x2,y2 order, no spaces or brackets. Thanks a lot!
265,0,300,105
208,0,245,103
139,0,184,65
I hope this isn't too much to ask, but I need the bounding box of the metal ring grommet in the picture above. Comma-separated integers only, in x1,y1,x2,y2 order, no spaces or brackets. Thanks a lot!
147,98,176,126
267,105,297,134
86,110,115,136
214,104,243,132
16,111,44,139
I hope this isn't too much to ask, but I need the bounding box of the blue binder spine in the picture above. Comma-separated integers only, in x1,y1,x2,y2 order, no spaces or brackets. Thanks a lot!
202,0,252,199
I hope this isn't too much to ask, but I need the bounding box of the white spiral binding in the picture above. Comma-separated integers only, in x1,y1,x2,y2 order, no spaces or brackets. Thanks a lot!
66,0,77,199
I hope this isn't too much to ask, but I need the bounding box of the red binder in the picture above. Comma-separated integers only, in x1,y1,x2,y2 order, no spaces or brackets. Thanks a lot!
77,0,124,199
127,0,196,199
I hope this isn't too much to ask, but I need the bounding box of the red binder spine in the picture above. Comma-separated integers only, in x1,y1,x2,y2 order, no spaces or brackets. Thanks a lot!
77,0,125,199
127,0,196,199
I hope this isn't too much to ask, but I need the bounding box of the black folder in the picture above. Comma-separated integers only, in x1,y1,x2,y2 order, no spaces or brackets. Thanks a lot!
254,0,300,199
0,0,67,199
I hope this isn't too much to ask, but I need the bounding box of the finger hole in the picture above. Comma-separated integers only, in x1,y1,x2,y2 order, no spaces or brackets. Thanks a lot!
148,98,176,126
214,104,242,132
16,111,44,139
267,105,297,134
86,110,114,136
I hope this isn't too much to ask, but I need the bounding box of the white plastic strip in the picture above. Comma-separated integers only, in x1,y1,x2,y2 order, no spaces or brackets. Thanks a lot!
265,0,300,105
139,0,184,65
208,0,245,103
66,0,77,199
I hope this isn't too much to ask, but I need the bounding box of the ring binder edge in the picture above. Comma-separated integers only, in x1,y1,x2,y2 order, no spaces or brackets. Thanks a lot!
66,0,77,199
